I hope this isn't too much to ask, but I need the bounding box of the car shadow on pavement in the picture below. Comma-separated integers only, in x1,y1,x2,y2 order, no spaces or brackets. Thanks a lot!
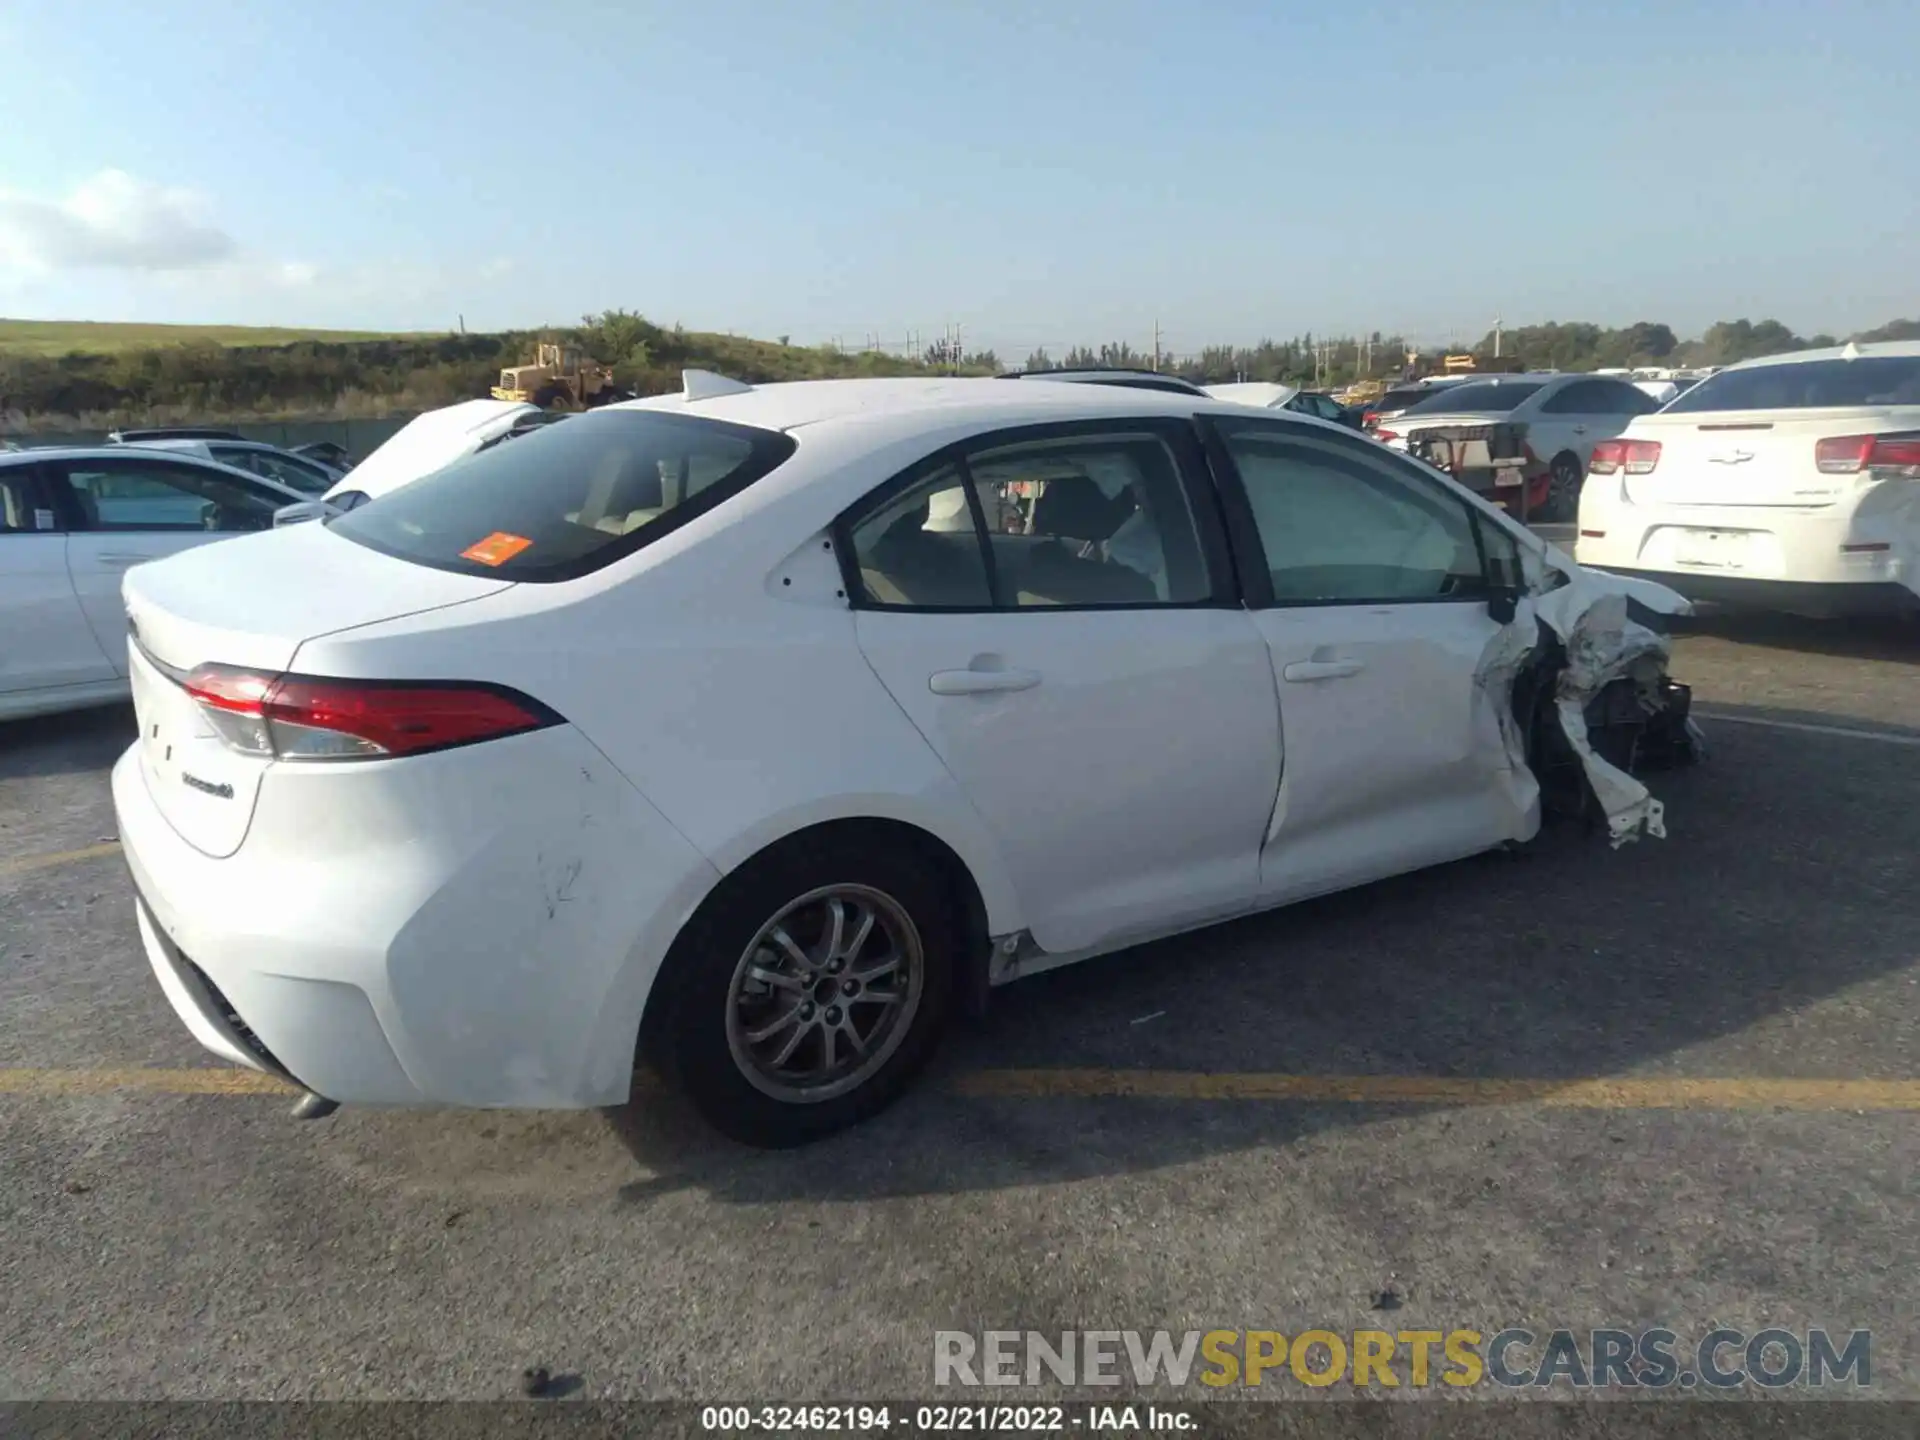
1675,607,1918,665
601,711,1919,1203
0,704,136,781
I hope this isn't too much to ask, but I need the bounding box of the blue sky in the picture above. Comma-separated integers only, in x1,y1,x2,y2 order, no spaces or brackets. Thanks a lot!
0,0,1913,357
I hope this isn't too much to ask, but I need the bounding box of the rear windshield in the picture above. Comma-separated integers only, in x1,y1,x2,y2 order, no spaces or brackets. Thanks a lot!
328,409,797,582
1401,380,1544,414
1374,386,1438,411
1664,356,1920,413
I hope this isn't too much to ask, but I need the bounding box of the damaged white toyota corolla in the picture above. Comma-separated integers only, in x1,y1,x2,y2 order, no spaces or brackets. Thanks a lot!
112,375,1701,1146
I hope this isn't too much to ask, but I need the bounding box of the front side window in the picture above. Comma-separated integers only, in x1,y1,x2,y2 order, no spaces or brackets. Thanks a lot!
846,426,1216,610
57,460,280,532
328,409,796,582
1215,421,1490,604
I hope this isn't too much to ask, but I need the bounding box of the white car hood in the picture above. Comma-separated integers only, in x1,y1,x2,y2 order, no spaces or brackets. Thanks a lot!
324,399,537,503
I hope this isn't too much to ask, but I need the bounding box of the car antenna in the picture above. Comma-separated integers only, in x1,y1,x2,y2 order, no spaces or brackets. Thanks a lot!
683,369,754,401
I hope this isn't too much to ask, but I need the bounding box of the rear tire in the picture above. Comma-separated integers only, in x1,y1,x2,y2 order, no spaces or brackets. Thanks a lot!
645,832,957,1148
1548,452,1584,521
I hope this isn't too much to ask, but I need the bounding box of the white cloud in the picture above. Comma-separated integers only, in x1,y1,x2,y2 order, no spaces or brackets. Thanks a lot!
478,257,513,280
276,261,320,287
0,169,239,273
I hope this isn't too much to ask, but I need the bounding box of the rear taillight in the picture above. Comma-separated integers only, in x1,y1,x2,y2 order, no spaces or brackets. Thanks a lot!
1815,433,1920,477
1373,429,1399,444
1589,439,1662,475
184,665,561,761
1362,411,1381,428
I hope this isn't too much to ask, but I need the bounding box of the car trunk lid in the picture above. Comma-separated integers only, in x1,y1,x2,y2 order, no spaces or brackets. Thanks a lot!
1620,408,1910,507
124,522,513,858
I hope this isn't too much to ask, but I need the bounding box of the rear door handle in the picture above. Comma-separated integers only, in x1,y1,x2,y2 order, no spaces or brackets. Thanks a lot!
1282,659,1365,683
1571,425,1588,435
929,667,1042,695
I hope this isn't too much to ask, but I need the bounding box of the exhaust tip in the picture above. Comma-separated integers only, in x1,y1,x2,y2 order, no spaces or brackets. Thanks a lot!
291,1091,340,1121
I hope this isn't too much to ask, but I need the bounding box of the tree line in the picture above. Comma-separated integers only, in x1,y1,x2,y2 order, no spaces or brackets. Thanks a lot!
3,310,1915,429
1026,317,1920,390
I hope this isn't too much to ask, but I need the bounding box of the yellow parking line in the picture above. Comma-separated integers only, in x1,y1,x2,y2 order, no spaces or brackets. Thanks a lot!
952,1070,1920,1111
0,1068,292,1096
0,841,122,879
1,1067,1917,1110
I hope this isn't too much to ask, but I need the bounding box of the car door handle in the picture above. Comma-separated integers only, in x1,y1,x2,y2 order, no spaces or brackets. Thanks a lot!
1282,659,1365,683
929,667,1042,695
1571,425,1588,435
97,552,155,568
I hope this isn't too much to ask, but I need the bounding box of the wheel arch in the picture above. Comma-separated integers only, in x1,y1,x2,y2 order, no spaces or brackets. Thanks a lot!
635,809,1000,1070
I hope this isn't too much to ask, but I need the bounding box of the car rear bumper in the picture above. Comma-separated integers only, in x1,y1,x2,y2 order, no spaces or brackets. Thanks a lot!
112,725,722,1109
1574,491,1918,615
1566,568,1918,618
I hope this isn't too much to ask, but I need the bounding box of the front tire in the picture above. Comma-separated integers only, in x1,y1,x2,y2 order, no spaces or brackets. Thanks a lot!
645,833,956,1147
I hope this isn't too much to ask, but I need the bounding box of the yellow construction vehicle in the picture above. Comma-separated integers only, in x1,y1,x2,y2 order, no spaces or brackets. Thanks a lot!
490,341,624,410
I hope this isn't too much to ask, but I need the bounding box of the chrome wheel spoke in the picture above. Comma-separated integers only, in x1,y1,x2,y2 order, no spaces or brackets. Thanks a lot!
848,952,899,983
745,1004,804,1046
768,925,815,972
819,898,847,967
747,964,807,995
767,1018,810,1069
842,907,876,963
838,1020,870,1057
852,988,902,1007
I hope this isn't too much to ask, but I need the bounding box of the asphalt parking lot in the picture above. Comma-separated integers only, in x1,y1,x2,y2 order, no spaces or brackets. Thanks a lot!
1,606,1916,1405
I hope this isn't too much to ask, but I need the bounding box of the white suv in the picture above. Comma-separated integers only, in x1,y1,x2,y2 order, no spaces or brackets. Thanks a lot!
1574,342,1920,617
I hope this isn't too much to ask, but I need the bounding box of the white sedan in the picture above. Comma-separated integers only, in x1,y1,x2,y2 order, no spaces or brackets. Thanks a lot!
1576,341,1920,617
114,375,1696,1145
0,447,306,722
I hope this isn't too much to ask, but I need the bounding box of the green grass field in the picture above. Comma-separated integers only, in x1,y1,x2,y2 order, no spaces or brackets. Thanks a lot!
0,318,420,356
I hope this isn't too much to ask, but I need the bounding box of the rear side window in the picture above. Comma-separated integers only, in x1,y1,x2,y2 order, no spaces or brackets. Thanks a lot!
1664,356,1920,412
328,410,796,582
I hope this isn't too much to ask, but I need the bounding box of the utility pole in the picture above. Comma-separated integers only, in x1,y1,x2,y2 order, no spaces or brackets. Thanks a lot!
1152,319,1162,372
1494,317,1503,358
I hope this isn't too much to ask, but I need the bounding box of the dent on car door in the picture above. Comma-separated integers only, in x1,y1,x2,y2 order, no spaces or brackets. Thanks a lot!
842,419,1282,956
1202,417,1537,904
55,457,281,673
0,464,116,694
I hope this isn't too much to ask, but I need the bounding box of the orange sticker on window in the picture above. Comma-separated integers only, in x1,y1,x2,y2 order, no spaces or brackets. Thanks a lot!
460,531,533,566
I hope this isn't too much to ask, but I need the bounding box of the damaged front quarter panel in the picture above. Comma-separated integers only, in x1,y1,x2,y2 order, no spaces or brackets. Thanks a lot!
1525,559,1701,846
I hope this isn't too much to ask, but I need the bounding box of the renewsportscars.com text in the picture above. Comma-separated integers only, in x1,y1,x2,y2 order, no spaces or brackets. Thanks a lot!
934,1327,1871,1390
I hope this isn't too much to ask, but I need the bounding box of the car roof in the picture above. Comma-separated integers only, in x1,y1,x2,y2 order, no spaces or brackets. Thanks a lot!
619,376,1221,434
1000,368,1211,396
1717,339,1920,371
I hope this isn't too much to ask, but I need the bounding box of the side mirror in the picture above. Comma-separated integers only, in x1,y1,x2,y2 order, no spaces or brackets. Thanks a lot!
272,500,338,528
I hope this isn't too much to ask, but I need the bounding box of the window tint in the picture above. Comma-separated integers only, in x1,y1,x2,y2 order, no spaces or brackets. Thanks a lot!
1478,515,1524,592
968,431,1211,606
847,427,1215,610
58,460,279,533
847,464,994,609
0,467,57,533
1664,356,1920,413
1402,381,1544,414
217,447,331,495
1217,422,1489,604
328,409,796,582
